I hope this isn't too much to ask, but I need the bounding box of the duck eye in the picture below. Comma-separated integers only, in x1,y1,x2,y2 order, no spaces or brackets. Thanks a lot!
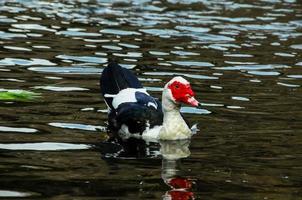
175,84,179,89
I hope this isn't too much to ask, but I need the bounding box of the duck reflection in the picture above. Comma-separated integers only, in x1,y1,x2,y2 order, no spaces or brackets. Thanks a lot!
97,138,195,199
160,140,195,200
98,137,158,158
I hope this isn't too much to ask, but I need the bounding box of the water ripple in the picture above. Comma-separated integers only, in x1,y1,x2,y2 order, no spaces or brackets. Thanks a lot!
170,50,199,56
224,53,254,58
193,33,235,42
0,17,17,23
57,30,102,37
0,58,56,66
217,64,289,71
175,25,210,33
102,45,123,50
28,66,102,74
168,61,214,67
56,55,107,64
248,71,280,76
11,23,56,32
49,122,106,131
277,82,300,88
100,28,141,36
33,86,89,92
4,46,32,51
287,75,302,79
0,190,33,197
118,43,140,49
274,52,295,57
113,52,142,58
144,71,218,80
290,44,302,50
0,126,37,133
0,142,91,151
149,51,169,56
180,107,211,114
0,31,27,39
232,96,250,101
139,28,180,38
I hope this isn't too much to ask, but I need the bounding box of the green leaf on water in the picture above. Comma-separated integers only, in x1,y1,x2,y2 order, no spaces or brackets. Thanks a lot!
0,90,40,101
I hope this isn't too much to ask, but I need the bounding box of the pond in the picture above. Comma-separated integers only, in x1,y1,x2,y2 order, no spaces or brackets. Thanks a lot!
0,0,301,199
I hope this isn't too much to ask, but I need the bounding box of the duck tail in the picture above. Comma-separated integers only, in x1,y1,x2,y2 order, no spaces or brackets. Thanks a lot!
100,61,142,109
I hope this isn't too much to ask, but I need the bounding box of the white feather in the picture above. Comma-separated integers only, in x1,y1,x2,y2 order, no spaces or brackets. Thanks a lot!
147,102,157,109
112,88,148,109
142,125,162,142
166,76,189,85
118,124,141,140
104,94,117,98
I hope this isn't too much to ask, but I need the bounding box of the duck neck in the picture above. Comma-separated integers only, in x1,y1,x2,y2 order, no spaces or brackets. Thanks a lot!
160,89,191,140
162,102,181,121
162,105,184,131
162,89,181,116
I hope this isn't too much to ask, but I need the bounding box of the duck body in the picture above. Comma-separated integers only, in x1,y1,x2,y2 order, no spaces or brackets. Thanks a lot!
101,62,163,140
111,90,164,139
100,62,199,141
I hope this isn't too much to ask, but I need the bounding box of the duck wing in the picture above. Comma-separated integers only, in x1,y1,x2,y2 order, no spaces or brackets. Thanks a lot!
115,92,163,135
100,61,142,110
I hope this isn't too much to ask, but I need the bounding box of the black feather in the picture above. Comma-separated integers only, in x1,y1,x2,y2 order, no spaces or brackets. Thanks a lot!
100,61,142,109
115,102,163,134
100,61,164,140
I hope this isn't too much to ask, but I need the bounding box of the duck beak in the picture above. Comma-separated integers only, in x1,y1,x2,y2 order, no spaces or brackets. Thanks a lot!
187,96,199,107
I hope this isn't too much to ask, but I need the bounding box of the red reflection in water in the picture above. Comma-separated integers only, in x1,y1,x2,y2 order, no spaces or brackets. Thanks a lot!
164,177,195,200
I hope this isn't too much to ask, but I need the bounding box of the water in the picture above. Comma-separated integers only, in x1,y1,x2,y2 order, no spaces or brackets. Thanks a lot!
0,0,301,199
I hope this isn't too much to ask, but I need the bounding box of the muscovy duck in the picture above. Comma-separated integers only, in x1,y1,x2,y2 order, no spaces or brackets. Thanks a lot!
100,62,199,140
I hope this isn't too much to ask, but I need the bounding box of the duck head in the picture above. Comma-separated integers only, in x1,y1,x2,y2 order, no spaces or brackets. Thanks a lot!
163,76,199,108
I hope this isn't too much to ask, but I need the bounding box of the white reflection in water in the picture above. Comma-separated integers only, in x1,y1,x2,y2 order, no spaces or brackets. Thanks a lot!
0,190,32,197
160,140,194,200
56,55,107,64
11,23,56,32
3,46,31,51
180,107,211,114
100,29,141,36
0,58,56,66
49,122,106,131
224,53,254,57
227,105,245,109
28,66,102,74
290,44,302,50
0,142,91,151
33,86,89,92
274,52,295,57
277,82,300,88
57,30,101,37
32,45,51,49
144,72,218,80
295,62,302,66
102,45,123,50
248,71,280,76
0,31,27,39
0,126,37,133
231,96,250,101
168,61,214,67
287,75,302,79
210,85,223,89
170,50,200,56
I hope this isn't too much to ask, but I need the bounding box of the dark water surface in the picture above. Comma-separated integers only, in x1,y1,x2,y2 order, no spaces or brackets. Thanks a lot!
0,0,302,199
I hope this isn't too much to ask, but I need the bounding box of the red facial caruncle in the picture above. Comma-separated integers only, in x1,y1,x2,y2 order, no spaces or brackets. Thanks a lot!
168,80,199,107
